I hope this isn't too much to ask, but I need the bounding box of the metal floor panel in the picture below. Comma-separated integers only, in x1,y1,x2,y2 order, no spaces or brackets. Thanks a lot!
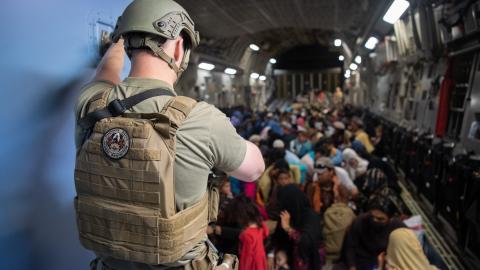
398,180,465,270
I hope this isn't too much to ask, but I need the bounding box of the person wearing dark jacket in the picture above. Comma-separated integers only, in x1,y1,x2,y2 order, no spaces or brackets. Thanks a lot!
269,184,323,270
339,194,405,270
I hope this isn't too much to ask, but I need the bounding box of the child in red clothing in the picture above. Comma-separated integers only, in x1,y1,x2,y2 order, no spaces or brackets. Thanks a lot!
230,195,269,270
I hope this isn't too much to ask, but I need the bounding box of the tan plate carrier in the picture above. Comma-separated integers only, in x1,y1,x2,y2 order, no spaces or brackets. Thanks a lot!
74,89,217,265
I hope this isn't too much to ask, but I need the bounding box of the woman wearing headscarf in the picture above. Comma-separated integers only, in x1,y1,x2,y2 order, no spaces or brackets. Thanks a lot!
339,194,405,270
377,228,438,270
268,184,323,270
342,148,369,181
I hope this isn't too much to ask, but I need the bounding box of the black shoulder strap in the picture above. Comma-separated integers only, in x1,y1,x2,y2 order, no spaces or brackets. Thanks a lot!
78,88,175,130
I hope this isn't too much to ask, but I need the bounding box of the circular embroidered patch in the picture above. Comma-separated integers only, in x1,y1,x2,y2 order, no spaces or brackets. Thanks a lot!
102,128,130,159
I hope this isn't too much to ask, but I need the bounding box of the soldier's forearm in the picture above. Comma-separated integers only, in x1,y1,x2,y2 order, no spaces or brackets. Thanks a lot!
94,39,125,84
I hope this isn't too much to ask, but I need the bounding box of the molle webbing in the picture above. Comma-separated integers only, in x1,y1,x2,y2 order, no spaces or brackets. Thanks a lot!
75,193,208,264
75,89,206,265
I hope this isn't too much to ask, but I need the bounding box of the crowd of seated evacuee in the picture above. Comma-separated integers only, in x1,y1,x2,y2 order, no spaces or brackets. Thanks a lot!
208,92,439,270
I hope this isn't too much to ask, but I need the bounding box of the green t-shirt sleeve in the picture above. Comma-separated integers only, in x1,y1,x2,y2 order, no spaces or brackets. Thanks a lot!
74,80,115,148
208,107,247,172
75,80,115,119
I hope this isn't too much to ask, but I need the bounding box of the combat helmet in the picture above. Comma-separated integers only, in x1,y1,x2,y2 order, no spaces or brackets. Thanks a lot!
112,0,200,78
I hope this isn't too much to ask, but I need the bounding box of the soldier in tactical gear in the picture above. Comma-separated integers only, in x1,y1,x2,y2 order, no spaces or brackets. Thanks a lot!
74,0,265,269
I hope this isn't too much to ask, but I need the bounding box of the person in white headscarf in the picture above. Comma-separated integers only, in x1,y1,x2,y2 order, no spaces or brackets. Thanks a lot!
342,148,369,181
377,228,438,270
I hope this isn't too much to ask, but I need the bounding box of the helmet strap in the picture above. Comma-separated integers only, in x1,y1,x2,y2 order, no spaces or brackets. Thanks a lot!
125,35,188,80
144,37,186,79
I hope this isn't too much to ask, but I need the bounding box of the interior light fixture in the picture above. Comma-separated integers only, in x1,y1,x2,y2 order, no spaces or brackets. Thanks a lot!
334,39,342,47
269,58,277,64
349,63,358,70
249,44,260,51
250,72,260,79
383,0,410,24
224,68,237,75
259,75,267,81
354,56,362,64
198,62,215,71
364,36,379,50
339,55,345,61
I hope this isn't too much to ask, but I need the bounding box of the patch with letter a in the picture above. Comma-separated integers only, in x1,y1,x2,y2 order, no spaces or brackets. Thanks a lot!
102,128,130,159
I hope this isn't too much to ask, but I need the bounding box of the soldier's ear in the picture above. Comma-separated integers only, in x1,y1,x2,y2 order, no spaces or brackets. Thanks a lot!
173,37,184,65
